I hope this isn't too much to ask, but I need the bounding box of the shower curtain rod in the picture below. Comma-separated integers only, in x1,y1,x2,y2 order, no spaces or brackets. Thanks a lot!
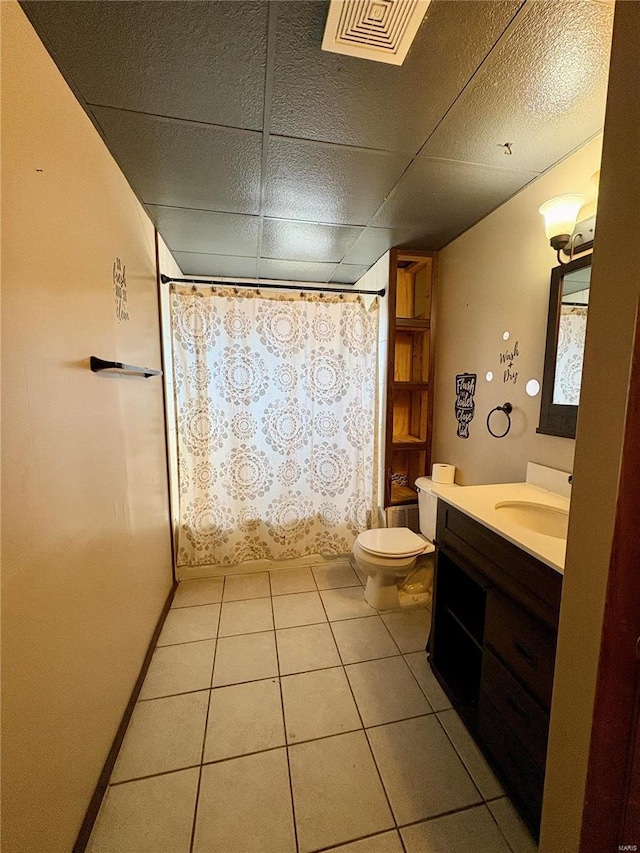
160,273,385,297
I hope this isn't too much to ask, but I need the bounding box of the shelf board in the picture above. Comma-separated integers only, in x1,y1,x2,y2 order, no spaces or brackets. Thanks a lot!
394,381,429,390
395,318,430,330
444,605,483,652
392,434,427,446
390,483,418,504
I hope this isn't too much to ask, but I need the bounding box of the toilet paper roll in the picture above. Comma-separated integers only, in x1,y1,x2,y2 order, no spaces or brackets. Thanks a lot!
432,463,456,485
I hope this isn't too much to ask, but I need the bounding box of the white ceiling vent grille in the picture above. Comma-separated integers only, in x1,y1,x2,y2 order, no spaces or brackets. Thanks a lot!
322,0,431,66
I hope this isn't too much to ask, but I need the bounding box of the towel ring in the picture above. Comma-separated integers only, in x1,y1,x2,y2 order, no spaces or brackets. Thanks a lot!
487,402,513,438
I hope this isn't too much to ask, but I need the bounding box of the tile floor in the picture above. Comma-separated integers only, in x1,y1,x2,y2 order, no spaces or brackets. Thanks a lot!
87,561,538,853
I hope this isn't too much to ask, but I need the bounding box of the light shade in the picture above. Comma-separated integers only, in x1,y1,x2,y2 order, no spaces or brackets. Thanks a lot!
539,194,586,244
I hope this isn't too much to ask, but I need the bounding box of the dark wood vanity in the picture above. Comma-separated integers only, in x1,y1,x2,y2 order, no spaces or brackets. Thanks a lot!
430,500,563,837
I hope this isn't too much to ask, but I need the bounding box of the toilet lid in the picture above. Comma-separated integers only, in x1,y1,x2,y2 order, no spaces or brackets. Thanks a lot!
357,528,432,558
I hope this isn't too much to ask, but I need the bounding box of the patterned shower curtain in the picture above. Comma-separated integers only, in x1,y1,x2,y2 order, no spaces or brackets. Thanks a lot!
170,286,379,568
553,305,588,405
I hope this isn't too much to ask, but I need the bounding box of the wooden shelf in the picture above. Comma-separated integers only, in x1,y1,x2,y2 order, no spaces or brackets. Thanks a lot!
394,381,429,390
391,483,418,503
392,433,425,445
395,318,431,330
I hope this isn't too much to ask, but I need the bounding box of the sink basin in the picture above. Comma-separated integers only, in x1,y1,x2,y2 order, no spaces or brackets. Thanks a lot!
494,500,569,539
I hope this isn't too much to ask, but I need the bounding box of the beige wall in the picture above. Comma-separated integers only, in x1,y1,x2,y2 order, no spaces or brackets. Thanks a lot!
432,138,604,484
1,5,173,852
541,3,640,850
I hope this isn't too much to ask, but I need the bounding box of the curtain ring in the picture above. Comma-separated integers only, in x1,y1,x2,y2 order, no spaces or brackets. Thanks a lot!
255,288,260,296
211,286,216,294
191,285,197,294
233,287,239,295
300,291,304,298
319,292,324,299
339,293,344,299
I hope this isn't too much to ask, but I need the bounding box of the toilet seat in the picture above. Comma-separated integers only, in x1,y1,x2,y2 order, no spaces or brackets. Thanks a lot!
356,528,433,559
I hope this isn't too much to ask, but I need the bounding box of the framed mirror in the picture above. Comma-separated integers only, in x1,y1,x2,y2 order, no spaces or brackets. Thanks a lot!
537,253,591,439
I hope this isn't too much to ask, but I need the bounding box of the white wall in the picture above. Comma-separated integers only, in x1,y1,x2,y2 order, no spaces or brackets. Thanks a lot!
1,5,173,851
432,137,603,485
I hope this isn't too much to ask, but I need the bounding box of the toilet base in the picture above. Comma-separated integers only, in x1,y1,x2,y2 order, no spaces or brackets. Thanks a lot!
364,572,403,610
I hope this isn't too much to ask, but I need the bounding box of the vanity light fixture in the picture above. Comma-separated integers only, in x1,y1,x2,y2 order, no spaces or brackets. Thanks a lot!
540,193,595,265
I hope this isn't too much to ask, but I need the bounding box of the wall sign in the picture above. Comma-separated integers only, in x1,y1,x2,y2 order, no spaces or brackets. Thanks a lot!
500,339,519,384
455,373,477,439
113,257,129,322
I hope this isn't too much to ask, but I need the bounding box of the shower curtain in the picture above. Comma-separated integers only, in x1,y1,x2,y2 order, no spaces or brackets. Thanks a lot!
554,305,588,406
170,286,379,568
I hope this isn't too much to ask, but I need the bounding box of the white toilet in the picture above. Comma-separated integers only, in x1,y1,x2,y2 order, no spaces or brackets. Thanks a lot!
353,478,439,610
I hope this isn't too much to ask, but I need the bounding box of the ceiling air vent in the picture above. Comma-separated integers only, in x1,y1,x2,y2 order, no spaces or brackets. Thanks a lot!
322,0,432,66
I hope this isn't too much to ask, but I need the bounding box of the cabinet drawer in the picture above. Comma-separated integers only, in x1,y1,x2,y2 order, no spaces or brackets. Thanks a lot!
482,649,549,767
485,591,557,709
478,692,544,831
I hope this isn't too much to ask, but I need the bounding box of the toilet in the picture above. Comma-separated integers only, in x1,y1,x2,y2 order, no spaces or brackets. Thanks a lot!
353,478,439,610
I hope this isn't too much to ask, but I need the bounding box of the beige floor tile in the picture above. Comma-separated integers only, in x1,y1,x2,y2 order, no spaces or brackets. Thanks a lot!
272,591,327,629
437,709,505,799
86,768,199,853
270,567,317,596
488,798,538,853
218,597,274,637
157,604,220,646
276,622,341,675
380,608,431,653
204,678,284,762
350,561,368,585
289,731,394,853
212,631,278,687
332,615,400,664
313,563,361,589
326,831,404,853
172,577,224,608
193,749,295,853
111,692,208,783
345,656,432,726
223,571,271,601
139,640,215,700
401,805,512,852
281,667,362,743
403,652,452,711
320,586,377,621
367,716,481,825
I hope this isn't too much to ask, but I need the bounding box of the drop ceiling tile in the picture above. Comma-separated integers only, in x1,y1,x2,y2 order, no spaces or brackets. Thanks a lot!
91,107,262,213
270,1,522,153
259,258,338,283
23,1,268,130
343,227,452,266
173,253,258,279
420,0,614,173
329,265,371,285
370,157,537,234
265,137,411,226
147,207,260,257
262,220,363,263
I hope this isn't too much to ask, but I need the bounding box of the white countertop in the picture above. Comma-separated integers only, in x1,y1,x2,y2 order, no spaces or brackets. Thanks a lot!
427,480,569,574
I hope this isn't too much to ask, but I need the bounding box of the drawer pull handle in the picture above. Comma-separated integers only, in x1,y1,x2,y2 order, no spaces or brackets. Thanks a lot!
515,641,537,668
507,695,528,720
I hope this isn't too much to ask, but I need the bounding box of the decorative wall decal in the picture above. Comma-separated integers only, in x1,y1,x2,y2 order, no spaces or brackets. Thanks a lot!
113,257,129,322
500,339,520,385
455,373,477,439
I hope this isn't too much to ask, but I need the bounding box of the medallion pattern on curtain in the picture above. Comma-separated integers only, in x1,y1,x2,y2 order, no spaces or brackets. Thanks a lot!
553,305,588,405
170,287,379,568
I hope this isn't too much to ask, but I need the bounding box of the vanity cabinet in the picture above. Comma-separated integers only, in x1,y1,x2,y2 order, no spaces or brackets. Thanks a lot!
384,249,437,506
430,501,562,836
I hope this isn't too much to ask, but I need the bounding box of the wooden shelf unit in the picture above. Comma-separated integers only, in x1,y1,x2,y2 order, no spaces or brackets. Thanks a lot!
384,249,437,507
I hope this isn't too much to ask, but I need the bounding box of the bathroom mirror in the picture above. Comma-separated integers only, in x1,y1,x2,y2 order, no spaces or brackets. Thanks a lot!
537,254,592,439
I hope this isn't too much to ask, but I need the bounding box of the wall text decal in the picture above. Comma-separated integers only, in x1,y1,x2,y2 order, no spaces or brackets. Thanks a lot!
113,257,129,322
455,373,477,439
500,339,519,384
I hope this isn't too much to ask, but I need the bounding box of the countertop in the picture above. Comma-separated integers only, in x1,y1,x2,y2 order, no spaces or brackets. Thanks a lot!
427,481,569,574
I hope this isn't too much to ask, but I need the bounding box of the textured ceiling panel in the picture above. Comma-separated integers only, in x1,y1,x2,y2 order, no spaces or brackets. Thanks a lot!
265,136,412,225
371,157,537,231
92,107,263,214
173,253,258,280
262,219,363,263
259,258,338,283
420,0,614,172
271,0,522,153
329,264,372,285
147,207,260,257
343,225,454,265
23,1,269,130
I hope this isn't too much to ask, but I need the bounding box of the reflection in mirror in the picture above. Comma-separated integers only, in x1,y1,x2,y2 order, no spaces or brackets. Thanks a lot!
553,265,590,405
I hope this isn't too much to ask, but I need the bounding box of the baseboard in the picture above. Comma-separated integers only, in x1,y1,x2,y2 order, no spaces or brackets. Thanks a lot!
72,582,177,853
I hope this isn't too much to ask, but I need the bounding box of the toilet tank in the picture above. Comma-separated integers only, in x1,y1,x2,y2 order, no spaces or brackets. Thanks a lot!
415,477,438,541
